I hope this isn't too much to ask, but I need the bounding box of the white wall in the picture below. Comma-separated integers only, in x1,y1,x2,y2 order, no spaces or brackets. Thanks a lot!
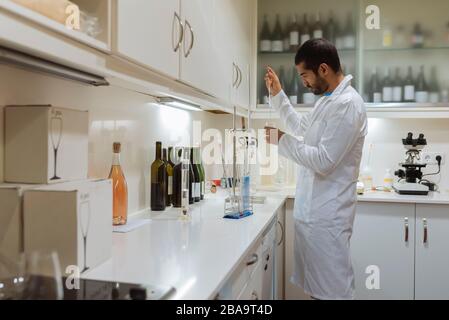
0,65,233,215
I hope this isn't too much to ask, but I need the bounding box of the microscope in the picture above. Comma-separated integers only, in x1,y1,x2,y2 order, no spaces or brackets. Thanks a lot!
393,133,431,195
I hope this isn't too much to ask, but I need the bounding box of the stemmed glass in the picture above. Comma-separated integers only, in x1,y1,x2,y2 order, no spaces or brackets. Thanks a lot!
79,195,91,273
50,110,63,180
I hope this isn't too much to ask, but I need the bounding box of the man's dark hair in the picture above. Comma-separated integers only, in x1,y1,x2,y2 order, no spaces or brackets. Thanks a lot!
295,38,342,74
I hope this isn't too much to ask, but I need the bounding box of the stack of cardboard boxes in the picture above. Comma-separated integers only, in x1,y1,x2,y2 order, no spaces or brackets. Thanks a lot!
0,105,112,275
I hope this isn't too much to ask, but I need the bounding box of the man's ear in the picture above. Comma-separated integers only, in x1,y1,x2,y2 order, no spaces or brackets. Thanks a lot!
319,63,329,76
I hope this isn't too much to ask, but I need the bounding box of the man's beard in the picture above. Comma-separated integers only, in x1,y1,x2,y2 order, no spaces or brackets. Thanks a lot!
308,76,329,95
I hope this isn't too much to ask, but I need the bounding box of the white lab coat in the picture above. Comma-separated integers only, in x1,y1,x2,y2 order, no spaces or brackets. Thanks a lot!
271,75,367,300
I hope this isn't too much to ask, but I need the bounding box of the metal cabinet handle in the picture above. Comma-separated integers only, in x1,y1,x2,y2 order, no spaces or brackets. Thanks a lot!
404,217,409,243
232,63,238,87
183,20,194,58
423,218,428,244
246,253,258,266
277,220,284,246
236,65,243,88
251,291,259,300
172,12,183,52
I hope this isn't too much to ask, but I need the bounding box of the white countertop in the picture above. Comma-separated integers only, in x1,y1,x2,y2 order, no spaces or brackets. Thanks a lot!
256,185,449,204
83,191,286,300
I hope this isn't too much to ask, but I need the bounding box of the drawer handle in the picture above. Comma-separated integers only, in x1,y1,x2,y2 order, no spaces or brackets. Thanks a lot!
183,20,194,58
404,217,409,243
246,253,258,266
172,12,183,52
423,218,428,244
277,221,284,246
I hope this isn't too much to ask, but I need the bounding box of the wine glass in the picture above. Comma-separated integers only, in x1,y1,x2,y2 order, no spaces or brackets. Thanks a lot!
22,251,64,300
79,195,91,273
50,111,63,181
0,253,26,300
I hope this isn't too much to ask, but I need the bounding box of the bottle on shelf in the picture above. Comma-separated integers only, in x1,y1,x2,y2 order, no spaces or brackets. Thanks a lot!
415,65,429,103
190,147,200,202
394,25,407,48
163,148,173,207
324,11,337,44
411,23,424,48
369,68,382,103
151,141,167,211
259,14,272,52
392,67,403,102
288,66,299,104
188,148,194,204
172,148,183,208
403,66,416,102
335,19,345,50
312,12,323,39
109,142,128,226
302,80,315,105
429,66,440,103
271,14,284,52
300,14,310,46
343,12,356,49
195,147,205,200
283,16,291,52
382,68,393,102
383,169,393,191
289,14,300,52
382,20,393,48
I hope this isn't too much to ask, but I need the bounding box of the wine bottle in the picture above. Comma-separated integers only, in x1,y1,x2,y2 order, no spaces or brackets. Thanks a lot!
283,17,291,52
289,14,300,52
300,14,310,45
343,13,355,49
151,141,167,211
172,148,183,208
109,142,128,225
288,67,299,104
382,68,393,102
404,66,416,102
415,65,429,103
272,14,283,52
163,148,173,207
260,15,272,52
324,11,337,44
190,147,200,202
198,147,206,200
411,23,424,48
392,67,403,102
312,12,323,39
188,148,194,204
370,68,382,103
429,66,440,103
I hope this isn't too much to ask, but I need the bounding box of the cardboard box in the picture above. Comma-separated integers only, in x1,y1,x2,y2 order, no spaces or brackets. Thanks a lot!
23,179,112,274
0,184,40,261
5,105,89,184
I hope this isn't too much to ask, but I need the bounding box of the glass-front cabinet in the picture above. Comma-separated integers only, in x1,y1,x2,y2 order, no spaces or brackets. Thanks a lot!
254,0,449,118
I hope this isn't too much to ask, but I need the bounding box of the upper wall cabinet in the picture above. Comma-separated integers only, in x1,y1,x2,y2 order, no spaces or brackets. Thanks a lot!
115,0,181,80
0,0,112,51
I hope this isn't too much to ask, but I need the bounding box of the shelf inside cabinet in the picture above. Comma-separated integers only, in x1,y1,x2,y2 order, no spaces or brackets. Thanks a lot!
364,46,449,52
0,0,111,51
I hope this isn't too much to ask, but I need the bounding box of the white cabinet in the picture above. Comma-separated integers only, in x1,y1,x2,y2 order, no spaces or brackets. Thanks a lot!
274,204,285,299
351,202,415,300
415,204,449,300
115,0,181,79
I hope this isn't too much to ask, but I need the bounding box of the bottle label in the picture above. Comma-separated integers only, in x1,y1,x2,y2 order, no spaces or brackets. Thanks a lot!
404,85,415,101
290,32,299,46
313,30,323,39
271,40,283,52
289,95,298,104
373,92,382,103
382,87,393,102
303,92,315,105
260,40,271,52
195,182,201,198
415,91,429,103
201,181,205,195
393,86,403,102
300,34,310,45
168,176,173,195
191,183,195,196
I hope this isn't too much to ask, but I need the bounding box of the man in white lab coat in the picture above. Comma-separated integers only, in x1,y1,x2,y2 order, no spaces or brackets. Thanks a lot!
264,39,367,300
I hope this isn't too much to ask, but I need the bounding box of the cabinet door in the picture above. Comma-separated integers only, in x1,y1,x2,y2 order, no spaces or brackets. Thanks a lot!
415,204,449,300
274,204,286,299
115,0,181,79
179,0,218,96
351,202,415,300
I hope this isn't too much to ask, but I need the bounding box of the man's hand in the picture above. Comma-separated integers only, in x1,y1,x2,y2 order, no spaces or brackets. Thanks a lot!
264,126,285,145
264,66,282,96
